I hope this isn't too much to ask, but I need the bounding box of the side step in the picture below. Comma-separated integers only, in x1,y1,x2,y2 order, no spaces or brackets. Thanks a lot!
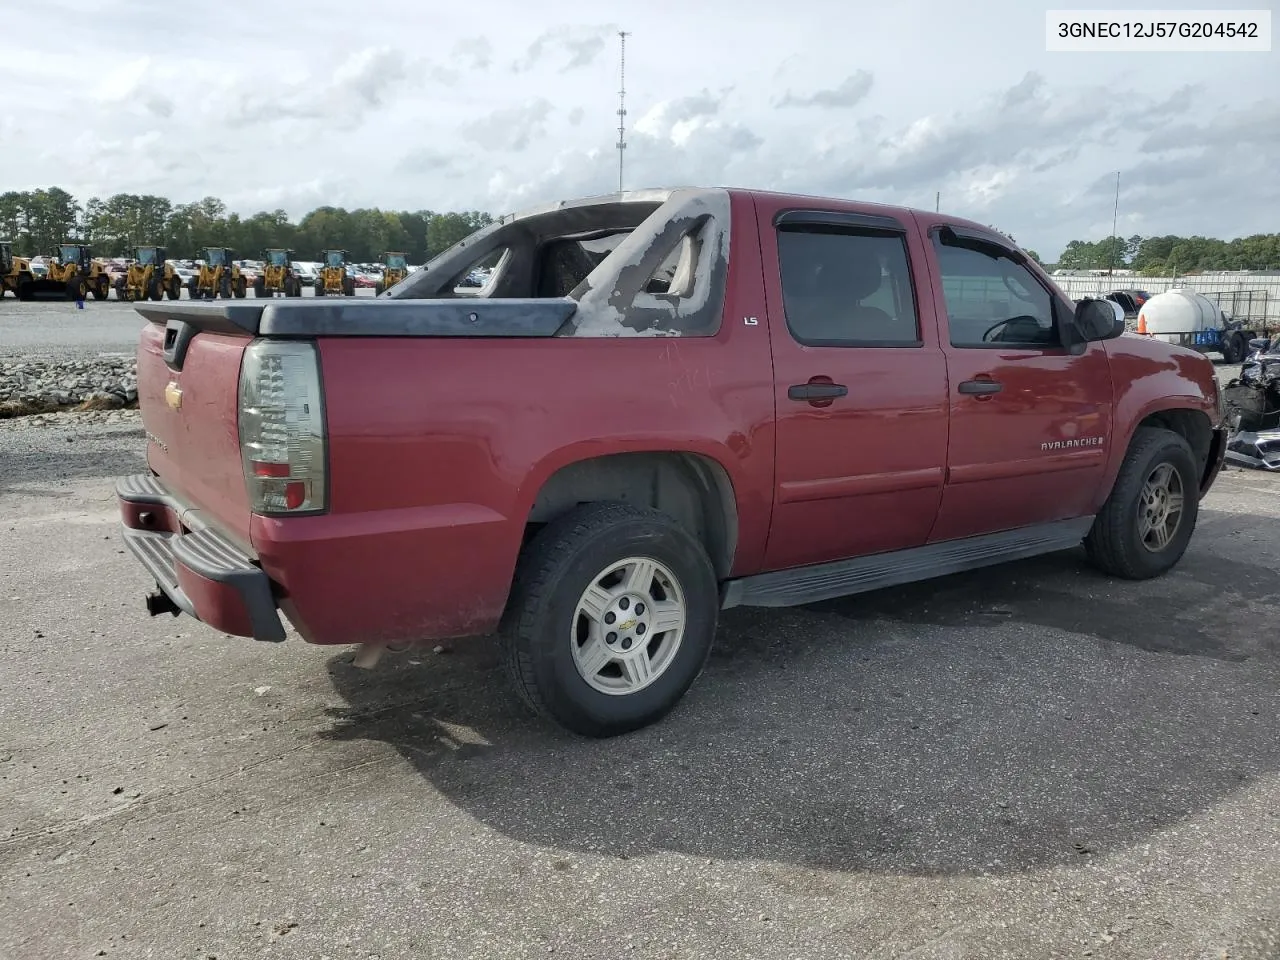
721,516,1095,609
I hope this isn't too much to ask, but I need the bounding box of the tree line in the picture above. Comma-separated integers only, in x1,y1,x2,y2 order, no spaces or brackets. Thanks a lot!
4,186,1275,275
0,187,495,264
1051,233,1280,274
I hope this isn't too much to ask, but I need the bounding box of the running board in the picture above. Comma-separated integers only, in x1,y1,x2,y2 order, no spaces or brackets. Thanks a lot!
720,516,1095,610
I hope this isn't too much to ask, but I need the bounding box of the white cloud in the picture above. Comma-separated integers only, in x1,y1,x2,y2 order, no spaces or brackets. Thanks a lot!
0,0,1274,259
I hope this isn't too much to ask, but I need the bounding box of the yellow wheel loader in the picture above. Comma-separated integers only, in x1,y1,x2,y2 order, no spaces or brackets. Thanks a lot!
116,245,183,302
21,243,111,301
1,241,35,299
314,249,354,297
374,251,409,295
255,248,303,297
190,247,247,299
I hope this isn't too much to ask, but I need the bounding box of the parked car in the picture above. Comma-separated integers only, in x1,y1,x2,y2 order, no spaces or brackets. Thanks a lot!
114,186,1227,738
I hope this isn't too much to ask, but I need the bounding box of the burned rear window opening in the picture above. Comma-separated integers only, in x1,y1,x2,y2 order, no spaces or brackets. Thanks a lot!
389,187,732,338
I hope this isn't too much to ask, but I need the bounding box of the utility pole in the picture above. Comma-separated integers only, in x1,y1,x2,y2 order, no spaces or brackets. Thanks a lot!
1109,171,1120,277
616,31,629,194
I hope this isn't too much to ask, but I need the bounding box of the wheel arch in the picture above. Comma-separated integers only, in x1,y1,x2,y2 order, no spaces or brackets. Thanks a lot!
522,450,740,581
1104,403,1216,501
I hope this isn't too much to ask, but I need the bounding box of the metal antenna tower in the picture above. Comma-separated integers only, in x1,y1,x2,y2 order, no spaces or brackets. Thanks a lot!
616,31,629,193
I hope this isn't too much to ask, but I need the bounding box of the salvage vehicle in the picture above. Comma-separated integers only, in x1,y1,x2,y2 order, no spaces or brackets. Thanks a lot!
116,246,183,302
21,243,111,301
374,252,408,294
1224,335,1280,471
255,248,303,298
314,249,355,297
189,248,248,300
114,186,1228,738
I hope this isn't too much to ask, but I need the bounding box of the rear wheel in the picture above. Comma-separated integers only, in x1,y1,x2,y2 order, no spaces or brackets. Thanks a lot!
375,281,385,295
1084,426,1200,580
91,276,109,300
500,502,719,738
148,278,163,301
166,276,181,300
234,276,247,299
253,277,266,298
343,277,355,296
66,277,87,300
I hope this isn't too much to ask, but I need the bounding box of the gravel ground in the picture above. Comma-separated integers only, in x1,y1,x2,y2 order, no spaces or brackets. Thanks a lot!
1,410,1278,959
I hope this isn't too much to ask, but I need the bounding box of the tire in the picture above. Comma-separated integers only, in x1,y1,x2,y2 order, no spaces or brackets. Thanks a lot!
314,280,325,297
148,278,163,301
167,277,181,300
375,281,385,296
253,278,266,298
91,276,108,300
1084,426,1200,580
234,277,247,299
1222,332,1242,364
499,501,719,738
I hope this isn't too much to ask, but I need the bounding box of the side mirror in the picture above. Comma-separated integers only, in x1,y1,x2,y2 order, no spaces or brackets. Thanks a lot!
1074,297,1126,342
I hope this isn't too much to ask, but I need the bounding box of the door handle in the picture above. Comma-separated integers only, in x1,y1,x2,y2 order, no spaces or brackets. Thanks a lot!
958,379,1003,396
788,382,849,401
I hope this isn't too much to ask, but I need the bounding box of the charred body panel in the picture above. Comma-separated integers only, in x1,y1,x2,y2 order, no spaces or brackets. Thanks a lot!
133,189,733,341
389,187,732,338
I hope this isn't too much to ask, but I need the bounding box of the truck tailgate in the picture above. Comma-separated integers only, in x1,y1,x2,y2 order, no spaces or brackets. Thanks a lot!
136,318,254,550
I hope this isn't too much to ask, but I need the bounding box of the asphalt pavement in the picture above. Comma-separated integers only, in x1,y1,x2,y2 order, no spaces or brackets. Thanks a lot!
0,289,379,356
1,410,1277,959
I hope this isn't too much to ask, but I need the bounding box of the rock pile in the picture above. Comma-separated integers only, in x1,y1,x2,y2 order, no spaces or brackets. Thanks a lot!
0,354,138,417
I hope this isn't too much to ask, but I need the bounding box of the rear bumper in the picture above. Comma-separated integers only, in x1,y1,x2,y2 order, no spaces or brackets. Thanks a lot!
116,474,287,642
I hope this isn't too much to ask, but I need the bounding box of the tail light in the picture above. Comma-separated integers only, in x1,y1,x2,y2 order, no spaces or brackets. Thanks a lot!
238,340,327,514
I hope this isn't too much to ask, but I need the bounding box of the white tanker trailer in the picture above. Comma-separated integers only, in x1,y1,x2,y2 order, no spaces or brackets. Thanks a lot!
1135,288,1263,364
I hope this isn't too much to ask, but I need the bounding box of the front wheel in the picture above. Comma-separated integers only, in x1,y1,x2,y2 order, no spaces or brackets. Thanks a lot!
1084,426,1200,580
500,502,719,738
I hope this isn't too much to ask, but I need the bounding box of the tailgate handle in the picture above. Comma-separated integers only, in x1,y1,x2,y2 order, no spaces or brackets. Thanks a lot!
163,320,198,371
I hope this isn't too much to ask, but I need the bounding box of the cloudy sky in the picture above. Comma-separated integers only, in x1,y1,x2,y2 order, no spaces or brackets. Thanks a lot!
2,0,1275,259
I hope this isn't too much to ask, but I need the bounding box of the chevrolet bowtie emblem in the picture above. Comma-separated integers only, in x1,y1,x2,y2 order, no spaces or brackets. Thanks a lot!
617,618,637,632
164,381,183,410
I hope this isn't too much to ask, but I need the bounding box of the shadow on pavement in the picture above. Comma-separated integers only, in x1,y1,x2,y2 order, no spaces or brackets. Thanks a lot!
320,508,1280,876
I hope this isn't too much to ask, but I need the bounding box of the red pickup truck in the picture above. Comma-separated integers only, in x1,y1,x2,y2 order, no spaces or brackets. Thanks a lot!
116,186,1227,737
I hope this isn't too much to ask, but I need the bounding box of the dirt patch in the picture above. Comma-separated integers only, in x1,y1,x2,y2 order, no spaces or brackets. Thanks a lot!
0,396,137,419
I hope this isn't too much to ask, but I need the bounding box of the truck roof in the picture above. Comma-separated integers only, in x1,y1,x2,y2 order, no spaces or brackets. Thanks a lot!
497,186,1006,244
